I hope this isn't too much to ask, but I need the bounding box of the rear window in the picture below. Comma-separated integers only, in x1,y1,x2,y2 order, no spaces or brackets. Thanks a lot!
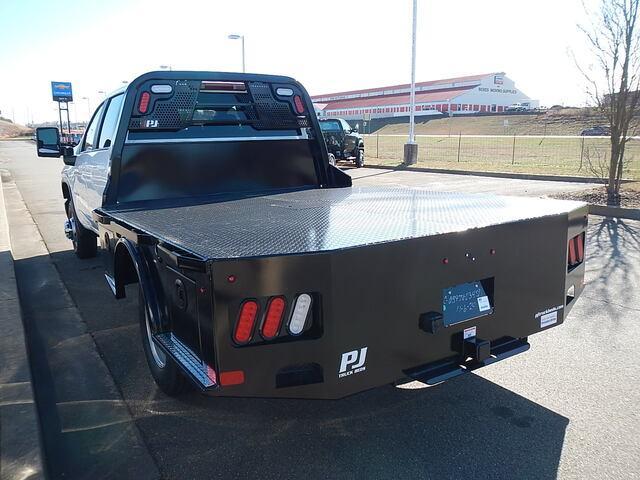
319,120,341,132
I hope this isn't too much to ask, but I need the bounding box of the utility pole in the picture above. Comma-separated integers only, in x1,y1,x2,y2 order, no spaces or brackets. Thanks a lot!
403,0,418,165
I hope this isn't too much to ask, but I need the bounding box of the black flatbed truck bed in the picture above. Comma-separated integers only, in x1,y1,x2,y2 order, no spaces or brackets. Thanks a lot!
97,186,588,399
100,186,585,260
60,70,588,399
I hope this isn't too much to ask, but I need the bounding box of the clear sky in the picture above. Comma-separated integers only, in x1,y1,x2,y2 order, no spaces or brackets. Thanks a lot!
0,0,596,125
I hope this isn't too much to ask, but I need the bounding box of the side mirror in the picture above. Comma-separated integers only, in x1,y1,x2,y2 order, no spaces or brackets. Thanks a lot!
36,127,61,157
62,146,76,166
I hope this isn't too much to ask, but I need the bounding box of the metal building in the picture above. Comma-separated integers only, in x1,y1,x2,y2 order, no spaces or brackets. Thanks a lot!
311,72,537,120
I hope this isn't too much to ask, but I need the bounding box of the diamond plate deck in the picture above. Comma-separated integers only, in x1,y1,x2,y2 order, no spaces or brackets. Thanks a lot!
104,186,585,260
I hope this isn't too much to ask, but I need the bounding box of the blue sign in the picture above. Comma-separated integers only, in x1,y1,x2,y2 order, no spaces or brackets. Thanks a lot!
51,81,73,102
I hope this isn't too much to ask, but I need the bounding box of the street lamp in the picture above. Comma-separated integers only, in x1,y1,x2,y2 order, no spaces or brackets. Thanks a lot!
228,34,245,72
403,0,418,166
159,65,172,71
97,90,106,99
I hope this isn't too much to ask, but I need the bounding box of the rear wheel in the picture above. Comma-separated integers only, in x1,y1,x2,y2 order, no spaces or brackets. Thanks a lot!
354,148,365,168
139,289,191,396
66,197,97,259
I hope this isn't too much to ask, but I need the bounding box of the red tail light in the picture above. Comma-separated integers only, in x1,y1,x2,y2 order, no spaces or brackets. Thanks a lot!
261,296,286,339
234,300,259,344
293,95,305,114
568,232,585,270
138,91,151,114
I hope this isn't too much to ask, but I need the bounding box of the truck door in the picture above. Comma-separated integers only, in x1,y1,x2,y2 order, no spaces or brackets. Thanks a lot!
341,119,357,155
74,94,124,233
73,102,106,232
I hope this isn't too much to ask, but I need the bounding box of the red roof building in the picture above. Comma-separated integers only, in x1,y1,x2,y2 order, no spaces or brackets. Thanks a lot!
311,73,536,119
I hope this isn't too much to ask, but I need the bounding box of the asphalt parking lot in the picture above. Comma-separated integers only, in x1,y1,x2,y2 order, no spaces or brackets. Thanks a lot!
1,140,639,480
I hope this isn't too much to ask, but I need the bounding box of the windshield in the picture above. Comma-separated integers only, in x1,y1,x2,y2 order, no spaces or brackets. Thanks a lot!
319,120,341,132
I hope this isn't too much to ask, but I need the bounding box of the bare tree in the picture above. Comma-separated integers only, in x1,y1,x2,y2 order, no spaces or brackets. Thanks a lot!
577,0,640,205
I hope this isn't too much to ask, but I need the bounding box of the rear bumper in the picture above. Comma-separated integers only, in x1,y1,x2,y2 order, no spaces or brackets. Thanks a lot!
200,336,532,399
404,336,530,386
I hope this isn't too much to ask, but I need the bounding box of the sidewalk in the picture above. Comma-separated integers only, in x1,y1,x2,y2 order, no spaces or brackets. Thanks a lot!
0,172,44,479
0,170,159,480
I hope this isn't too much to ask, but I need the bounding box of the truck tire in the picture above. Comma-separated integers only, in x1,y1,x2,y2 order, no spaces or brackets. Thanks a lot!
67,197,97,259
328,153,336,166
139,289,191,396
354,148,365,168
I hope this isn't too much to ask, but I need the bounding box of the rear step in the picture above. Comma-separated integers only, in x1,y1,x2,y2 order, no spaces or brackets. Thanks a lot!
155,333,216,389
405,337,530,385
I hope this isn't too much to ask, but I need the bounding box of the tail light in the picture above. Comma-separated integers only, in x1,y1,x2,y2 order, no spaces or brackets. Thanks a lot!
138,91,151,114
232,293,314,345
261,296,286,339
293,95,305,114
568,232,585,270
234,300,259,344
289,294,312,335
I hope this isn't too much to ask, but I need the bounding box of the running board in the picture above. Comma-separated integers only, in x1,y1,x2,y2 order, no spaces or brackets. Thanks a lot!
405,337,530,385
155,333,217,389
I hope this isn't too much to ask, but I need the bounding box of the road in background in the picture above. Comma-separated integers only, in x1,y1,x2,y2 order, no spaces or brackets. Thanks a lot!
1,140,639,479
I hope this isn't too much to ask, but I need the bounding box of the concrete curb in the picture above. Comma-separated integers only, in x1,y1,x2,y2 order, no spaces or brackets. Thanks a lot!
361,163,633,185
0,172,45,479
589,204,640,220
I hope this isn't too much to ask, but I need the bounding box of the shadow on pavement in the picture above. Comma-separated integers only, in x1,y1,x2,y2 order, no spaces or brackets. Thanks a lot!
586,217,640,315
13,252,157,480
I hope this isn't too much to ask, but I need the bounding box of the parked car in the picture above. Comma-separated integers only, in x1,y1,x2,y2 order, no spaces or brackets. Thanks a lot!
34,71,587,400
580,125,611,136
505,103,528,112
319,118,365,167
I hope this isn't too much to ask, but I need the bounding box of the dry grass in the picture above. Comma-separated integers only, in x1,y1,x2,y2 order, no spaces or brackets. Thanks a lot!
364,134,640,180
0,119,33,139
374,109,638,137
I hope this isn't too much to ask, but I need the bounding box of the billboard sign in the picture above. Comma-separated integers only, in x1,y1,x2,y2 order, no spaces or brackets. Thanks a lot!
51,81,73,102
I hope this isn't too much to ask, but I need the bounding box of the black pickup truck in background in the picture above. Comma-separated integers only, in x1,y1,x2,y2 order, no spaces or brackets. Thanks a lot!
35,71,587,400
319,117,365,167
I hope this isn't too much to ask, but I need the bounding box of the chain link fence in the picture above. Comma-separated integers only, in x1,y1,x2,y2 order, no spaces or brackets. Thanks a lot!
362,134,640,180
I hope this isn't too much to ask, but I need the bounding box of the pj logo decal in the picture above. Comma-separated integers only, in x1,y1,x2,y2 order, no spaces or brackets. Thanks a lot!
338,347,368,378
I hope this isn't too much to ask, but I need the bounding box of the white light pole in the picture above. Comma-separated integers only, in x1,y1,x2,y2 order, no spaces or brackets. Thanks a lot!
228,34,245,72
404,0,418,165
81,96,91,122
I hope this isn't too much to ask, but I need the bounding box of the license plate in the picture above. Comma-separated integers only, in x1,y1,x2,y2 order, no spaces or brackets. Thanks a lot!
442,280,493,326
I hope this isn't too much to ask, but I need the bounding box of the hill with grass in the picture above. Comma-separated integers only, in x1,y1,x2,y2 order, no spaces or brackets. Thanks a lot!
0,118,33,139
373,108,613,136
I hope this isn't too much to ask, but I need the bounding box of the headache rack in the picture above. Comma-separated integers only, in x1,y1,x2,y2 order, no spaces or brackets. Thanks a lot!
128,78,311,131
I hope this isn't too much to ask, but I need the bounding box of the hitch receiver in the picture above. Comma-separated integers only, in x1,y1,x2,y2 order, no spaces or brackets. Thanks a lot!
463,337,491,363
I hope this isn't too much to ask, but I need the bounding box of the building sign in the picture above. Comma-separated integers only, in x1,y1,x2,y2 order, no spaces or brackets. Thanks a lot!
494,75,504,85
478,87,517,95
51,81,73,102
